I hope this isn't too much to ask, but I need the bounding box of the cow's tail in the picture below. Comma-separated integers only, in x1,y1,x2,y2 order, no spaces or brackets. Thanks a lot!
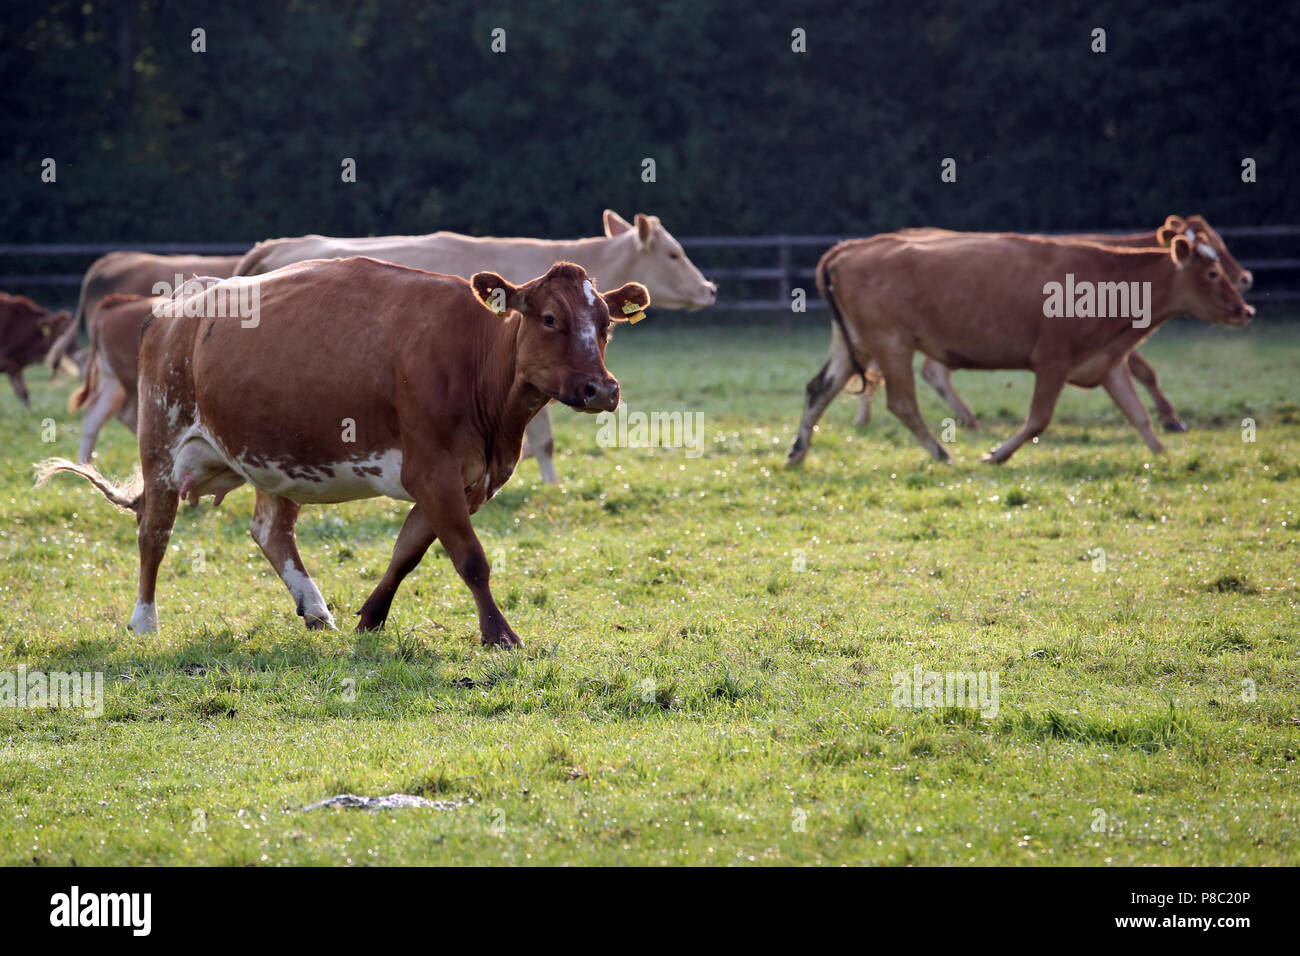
816,243,877,394
45,285,86,377
34,458,143,515
67,321,101,413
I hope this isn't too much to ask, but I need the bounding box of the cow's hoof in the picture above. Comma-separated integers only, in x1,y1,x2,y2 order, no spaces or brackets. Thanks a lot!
482,627,523,649
1162,419,1189,433
980,452,1007,465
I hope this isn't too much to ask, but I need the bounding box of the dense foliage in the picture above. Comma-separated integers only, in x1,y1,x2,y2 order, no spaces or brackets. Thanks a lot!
3,0,1295,243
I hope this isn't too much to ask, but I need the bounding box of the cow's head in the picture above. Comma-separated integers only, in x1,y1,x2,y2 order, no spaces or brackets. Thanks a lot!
472,262,649,413
1157,215,1252,292
1169,232,1254,327
602,210,716,311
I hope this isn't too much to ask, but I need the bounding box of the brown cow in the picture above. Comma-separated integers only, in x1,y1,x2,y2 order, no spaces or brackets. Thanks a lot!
38,258,648,648
0,292,74,407
44,251,244,375
786,231,1252,466
854,216,1253,432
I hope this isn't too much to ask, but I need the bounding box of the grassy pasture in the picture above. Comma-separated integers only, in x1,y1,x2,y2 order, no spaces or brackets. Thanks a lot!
0,316,1297,865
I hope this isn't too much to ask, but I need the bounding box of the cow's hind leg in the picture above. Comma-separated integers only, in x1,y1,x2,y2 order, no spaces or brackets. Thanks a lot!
250,490,334,629
1127,352,1186,432
356,505,436,631
522,406,559,484
875,348,950,462
77,374,127,463
131,476,178,632
982,368,1067,464
787,332,859,466
921,358,979,430
853,361,883,427
1103,361,1166,454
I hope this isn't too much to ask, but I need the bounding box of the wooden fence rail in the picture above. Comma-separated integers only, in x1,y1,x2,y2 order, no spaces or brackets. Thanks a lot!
3,225,1297,311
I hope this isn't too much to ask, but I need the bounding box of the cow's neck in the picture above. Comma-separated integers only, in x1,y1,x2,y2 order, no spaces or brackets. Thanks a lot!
472,318,549,470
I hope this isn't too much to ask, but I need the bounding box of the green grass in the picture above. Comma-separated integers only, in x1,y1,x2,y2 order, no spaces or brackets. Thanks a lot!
1,316,1297,865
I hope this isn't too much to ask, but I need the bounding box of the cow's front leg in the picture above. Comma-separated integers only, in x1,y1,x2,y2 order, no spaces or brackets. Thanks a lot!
522,406,558,484
356,504,436,631
250,490,335,629
7,371,30,408
982,368,1066,464
1102,361,1165,454
409,467,520,648
1127,351,1186,432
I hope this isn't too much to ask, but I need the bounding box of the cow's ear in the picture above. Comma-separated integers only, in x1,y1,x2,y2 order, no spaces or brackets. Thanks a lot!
1156,225,1179,247
471,272,520,315
634,214,654,248
603,282,651,323
1169,235,1194,268
603,209,632,237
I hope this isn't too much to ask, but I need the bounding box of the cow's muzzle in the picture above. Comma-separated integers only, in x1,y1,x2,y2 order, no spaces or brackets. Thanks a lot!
1226,303,1255,327
568,378,620,413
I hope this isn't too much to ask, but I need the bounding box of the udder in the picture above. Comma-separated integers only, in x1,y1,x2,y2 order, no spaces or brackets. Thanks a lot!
172,435,245,505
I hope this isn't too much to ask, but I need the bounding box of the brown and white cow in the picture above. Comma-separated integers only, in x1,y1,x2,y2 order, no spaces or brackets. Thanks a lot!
39,258,648,648
787,231,1252,466
853,216,1252,433
44,251,245,375
1,292,74,407
237,211,714,483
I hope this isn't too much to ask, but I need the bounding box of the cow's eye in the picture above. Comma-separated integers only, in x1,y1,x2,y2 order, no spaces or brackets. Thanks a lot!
543,314,557,327
1208,269,1219,280
668,252,681,261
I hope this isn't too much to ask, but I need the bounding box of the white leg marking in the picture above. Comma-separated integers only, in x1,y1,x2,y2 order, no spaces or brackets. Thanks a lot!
282,561,335,628
129,601,158,633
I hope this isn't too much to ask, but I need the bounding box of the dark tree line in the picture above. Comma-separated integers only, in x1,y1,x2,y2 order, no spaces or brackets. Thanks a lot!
2,0,1295,245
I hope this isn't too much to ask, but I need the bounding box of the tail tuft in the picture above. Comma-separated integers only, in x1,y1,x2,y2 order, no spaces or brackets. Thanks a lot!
34,458,143,514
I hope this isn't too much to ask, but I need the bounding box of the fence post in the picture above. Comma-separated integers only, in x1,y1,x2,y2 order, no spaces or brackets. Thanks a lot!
777,239,792,329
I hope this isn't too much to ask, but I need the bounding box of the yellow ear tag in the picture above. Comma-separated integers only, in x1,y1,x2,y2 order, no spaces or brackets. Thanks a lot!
626,310,646,324
622,301,646,323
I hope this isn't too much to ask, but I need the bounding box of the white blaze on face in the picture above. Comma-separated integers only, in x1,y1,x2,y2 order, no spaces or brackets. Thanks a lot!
582,279,596,305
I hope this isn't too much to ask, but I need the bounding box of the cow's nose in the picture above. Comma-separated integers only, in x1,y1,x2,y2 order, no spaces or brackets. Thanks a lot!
581,378,619,411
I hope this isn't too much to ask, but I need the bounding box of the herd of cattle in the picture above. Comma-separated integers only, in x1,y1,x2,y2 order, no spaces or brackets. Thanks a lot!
1,210,1253,644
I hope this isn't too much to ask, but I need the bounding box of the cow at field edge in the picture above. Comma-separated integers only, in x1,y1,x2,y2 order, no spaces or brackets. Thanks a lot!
69,278,228,463
786,231,1252,466
1,292,74,407
44,251,245,375
236,210,714,484
854,215,1253,433
38,258,649,648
